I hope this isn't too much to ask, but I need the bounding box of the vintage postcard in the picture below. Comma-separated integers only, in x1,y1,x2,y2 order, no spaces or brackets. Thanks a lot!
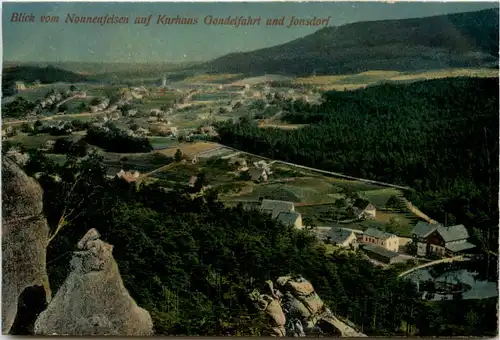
2,1,499,337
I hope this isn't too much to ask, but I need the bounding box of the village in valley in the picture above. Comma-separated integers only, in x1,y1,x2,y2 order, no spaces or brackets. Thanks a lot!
2,2,499,337
2,72,481,274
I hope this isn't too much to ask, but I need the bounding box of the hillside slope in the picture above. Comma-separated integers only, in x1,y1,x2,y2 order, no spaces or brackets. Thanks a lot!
203,8,499,76
2,65,89,96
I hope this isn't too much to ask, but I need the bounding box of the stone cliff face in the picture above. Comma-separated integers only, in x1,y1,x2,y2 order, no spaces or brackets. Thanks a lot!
2,157,52,334
34,228,154,336
3,157,153,335
250,275,367,337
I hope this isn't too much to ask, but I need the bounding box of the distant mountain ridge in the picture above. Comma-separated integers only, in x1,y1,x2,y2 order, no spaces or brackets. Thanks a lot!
202,8,499,76
2,61,198,76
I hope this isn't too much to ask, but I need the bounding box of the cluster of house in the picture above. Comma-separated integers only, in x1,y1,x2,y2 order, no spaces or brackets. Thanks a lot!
27,89,86,116
259,199,304,229
26,120,74,136
148,108,173,122
320,227,406,264
120,86,149,101
318,219,476,265
226,156,273,182
90,98,111,113
411,221,476,258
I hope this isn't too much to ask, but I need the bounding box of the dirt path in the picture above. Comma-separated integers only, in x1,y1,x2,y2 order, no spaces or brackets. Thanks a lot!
399,197,438,224
136,162,180,183
55,94,87,108
398,255,467,278
220,145,415,191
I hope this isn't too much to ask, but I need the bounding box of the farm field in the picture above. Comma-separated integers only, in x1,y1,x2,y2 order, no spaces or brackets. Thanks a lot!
296,203,415,236
155,141,221,157
214,160,416,236
191,92,239,101
44,153,68,165
230,75,293,85
259,122,308,130
137,93,178,110
150,157,237,185
181,73,244,84
292,68,498,90
100,150,174,175
6,132,81,150
148,136,180,150
8,86,62,101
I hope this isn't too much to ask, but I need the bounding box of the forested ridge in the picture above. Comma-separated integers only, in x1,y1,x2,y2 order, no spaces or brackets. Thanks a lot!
13,151,497,336
2,65,88,96
216,77,499,251
203,8,499,75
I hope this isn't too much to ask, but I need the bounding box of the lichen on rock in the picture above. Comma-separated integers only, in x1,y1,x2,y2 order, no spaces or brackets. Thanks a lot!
34,228,154,336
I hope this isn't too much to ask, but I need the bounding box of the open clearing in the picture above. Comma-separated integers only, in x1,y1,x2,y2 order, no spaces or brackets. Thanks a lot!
101,150,174,175
7,132,81,150
181,73,244,84
259,122,308,130
230,75,292,86
156,141,221,157
292,68,497,90
148,136,180,150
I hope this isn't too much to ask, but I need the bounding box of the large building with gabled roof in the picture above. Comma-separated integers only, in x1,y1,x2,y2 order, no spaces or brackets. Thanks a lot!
361,227,399,252
260,199,303,229
411,221,476,258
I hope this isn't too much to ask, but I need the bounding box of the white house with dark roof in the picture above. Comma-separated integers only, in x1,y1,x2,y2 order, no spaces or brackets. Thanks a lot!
352,198,376,219
362,227,399,252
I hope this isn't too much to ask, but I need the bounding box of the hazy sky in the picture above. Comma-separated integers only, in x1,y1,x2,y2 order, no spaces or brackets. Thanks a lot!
2,2,498,63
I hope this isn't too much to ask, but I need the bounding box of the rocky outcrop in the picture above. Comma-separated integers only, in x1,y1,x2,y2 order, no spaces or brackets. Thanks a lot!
249,285,287,337
2,157,52,334
250,275,366,337
34,229,153,336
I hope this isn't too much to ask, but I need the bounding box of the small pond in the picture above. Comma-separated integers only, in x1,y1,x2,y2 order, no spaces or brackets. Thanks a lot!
406,259,498,301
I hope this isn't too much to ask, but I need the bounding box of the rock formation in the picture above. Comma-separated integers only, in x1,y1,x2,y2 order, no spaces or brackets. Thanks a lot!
2,157,52,334
34,228,153,336
249,283,287,337
250,275,367,337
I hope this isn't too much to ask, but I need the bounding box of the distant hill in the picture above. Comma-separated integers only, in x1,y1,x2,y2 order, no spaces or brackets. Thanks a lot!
202,8,499,76
2,65,88,96
1,62,202,86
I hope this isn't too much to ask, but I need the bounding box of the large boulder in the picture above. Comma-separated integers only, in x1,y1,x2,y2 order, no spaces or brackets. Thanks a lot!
2,157,52,334
34,229,153,336
252,275,367,337
249,291,286,336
